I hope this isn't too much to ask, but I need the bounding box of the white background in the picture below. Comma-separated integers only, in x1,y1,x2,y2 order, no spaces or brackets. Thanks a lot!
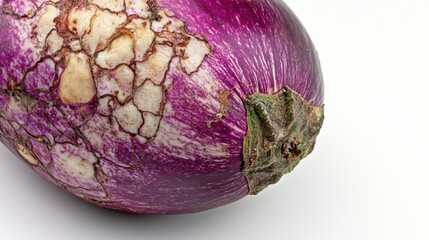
1,0,429,239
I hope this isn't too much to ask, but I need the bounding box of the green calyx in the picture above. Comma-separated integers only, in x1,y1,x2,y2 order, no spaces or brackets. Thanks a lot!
242,86,324,194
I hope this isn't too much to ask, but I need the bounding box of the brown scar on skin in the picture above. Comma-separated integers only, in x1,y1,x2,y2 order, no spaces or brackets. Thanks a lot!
1,0,216,199
147,0,161,21
1,0,39,19
207,89,231,128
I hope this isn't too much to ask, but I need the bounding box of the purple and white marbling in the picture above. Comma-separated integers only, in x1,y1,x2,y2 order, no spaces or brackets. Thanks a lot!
0,0,323,214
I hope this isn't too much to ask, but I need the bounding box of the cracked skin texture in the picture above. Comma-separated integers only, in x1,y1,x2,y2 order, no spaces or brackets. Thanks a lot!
0,0,324,214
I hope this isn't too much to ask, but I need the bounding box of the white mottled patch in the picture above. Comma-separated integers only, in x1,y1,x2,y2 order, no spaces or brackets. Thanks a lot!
135,135,148,145
89,0,125,12
125,19,154,61
6,96,28,125
188,70,221,111
165,16,186,32
113,65,135,103
0,0,217,173
82,9,127,54
3,0,38,18
59,52,96,104
153,111,231,160
15,143,38,165
69,39,82,52
97,72,119,97
139,112,161,138
46,30,64,54
113,101,143,134
10,122,21,131
80,119,105,147
63,156,95,180
133,80,164,114
79,114,137,167
181,37,211,74
95,35,135,69
150,10,170,32
8,95,24,112
96,65,134,103
51,144,97,182
36,5,60,47
135,45,173,86
125,0,150,18
67,5,97,37
97,96,114,116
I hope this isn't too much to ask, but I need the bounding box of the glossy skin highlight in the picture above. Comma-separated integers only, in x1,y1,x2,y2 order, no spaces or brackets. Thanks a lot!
0,0,323,214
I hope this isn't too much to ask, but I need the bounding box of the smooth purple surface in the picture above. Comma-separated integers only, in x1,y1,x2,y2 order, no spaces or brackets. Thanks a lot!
0,0,323,214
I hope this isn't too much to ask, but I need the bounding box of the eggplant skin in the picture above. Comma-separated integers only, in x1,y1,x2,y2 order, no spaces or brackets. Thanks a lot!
0,0,323,214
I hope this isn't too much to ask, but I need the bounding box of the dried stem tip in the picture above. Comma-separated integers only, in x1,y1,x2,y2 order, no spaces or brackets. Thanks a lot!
243,86,324,194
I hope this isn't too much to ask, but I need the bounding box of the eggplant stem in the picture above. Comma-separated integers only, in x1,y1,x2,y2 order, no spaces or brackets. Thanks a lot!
242,86,324,194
